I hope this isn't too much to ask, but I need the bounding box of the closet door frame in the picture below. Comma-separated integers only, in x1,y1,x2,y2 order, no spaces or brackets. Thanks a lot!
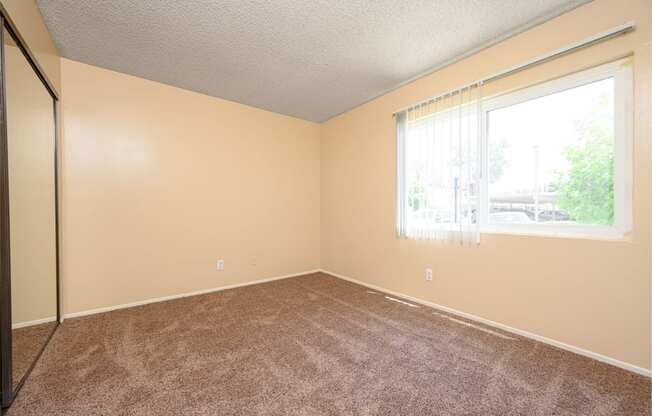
0,6,61,408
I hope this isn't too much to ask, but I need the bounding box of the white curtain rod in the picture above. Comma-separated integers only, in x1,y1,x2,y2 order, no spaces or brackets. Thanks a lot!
392,21,636,116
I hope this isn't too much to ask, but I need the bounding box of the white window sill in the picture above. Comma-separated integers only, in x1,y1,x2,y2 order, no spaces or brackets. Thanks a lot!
479,226,629,242
402,225,630,242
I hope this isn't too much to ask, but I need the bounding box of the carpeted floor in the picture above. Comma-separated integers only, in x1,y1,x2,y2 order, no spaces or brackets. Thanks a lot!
12,322,56,390
6,272,650,415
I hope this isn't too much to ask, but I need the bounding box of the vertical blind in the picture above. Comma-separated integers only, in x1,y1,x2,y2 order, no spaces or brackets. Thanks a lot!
394,23,634,245
396,82,483,244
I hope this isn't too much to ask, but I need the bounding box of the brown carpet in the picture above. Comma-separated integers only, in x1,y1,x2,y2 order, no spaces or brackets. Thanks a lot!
12,321,56,390
6,272,650,415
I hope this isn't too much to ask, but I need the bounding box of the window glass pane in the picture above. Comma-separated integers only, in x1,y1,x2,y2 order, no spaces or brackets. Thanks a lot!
406,116,456,227
486,78,615,226
405,108,479,229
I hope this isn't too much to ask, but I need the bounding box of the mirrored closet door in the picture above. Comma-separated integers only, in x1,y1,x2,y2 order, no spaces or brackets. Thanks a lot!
0,11,60,408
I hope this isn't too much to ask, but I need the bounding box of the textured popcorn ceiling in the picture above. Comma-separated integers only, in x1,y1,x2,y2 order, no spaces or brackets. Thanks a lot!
37,0,590,122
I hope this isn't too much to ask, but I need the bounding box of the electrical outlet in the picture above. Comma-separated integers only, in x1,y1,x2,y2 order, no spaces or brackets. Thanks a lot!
425,268,433,281
216,259,224,270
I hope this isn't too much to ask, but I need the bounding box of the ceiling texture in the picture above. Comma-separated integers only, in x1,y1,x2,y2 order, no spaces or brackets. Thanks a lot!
37,0,591,122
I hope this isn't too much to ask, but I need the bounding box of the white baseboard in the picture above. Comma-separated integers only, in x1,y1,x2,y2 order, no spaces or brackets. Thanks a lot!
60,267,650,378
319,269,652,378
12,316,57,330
63,269,320,320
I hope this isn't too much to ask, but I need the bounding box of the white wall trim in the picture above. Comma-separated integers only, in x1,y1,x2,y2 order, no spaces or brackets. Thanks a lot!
63,269,320,320
12,316,57,330
60,267,650,378
319,269,652,378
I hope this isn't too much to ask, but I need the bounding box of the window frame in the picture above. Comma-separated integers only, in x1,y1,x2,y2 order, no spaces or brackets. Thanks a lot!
478,60,633,239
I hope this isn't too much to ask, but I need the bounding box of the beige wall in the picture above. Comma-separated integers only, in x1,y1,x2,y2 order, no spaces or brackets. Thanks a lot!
320,0,652,371
6,44,57,325
60,58,321,314
2,0,650,374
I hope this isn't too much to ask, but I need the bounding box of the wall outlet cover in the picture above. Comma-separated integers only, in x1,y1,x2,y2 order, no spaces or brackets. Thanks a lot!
425,268,433,281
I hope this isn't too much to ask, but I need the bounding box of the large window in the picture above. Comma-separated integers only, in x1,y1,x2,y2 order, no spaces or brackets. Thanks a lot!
399,60,632,239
